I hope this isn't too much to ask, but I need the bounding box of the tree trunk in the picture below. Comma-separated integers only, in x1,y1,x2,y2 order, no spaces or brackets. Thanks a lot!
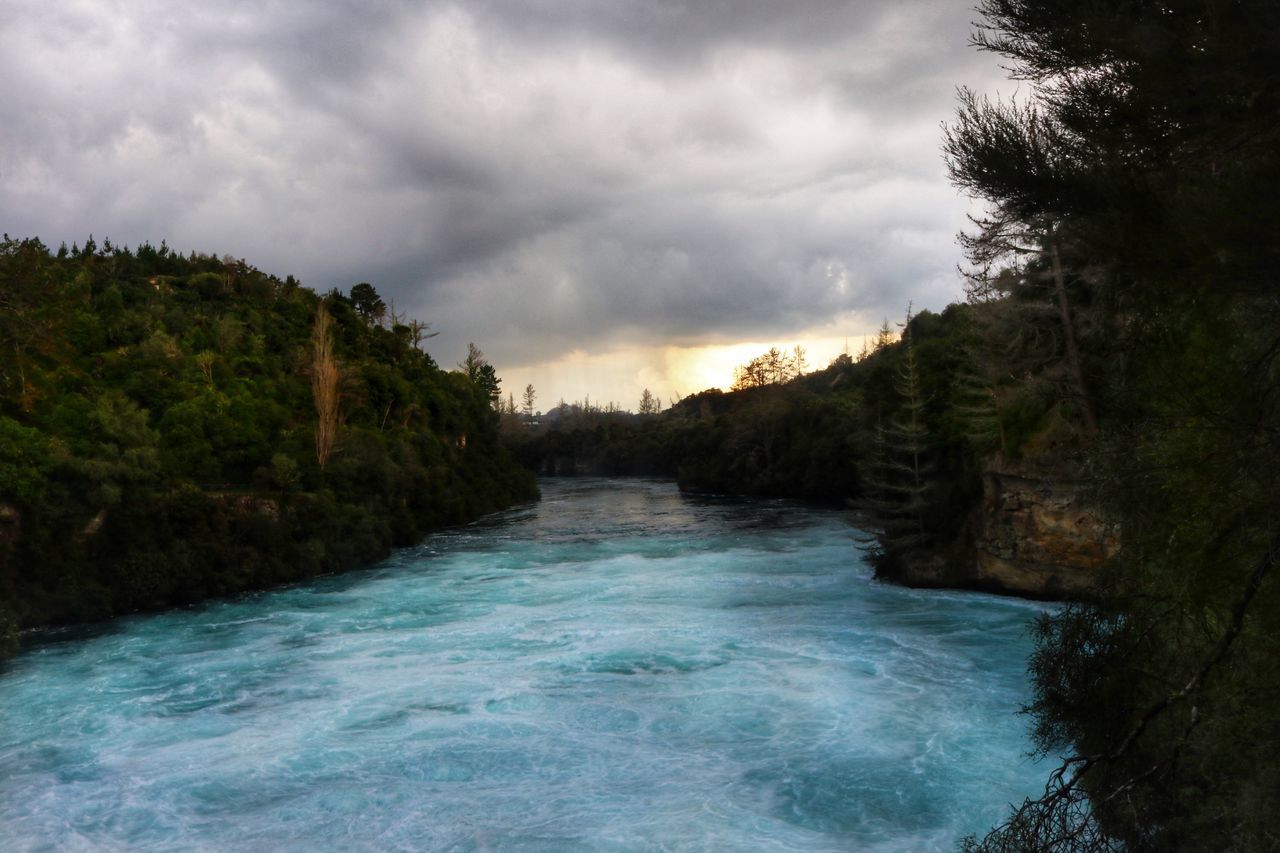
311,304,342,469
1049,232,1098,435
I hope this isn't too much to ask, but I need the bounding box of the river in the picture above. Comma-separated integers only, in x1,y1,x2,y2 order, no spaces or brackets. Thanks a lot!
0,478,1047,851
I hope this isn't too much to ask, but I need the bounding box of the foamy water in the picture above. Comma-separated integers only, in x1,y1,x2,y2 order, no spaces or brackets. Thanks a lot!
0,478,1045,850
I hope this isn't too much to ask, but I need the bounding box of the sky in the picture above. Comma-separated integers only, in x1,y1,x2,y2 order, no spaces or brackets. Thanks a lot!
0,0,1006,411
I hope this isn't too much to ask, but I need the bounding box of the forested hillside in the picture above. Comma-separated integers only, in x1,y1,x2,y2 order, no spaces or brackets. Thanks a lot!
0,238,536,654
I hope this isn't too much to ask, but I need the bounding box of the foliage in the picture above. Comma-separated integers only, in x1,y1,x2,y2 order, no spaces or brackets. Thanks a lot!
637,388,660,415
510,307,989,545
459,342,501,409
857,309,935,563
946,0,1280,848
0,239,536,644
730,345,808,390
348,282,386,325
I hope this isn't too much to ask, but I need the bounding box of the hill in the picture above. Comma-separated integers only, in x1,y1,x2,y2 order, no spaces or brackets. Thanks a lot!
0,236,536,652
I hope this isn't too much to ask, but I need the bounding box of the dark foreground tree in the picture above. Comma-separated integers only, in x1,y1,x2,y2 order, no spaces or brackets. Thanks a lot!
949,1,1280,849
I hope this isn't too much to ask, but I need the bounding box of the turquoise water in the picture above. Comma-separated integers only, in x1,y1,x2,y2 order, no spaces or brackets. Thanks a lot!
0,479,1046,851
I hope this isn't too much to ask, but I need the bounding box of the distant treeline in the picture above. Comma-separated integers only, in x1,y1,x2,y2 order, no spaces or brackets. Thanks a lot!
0,237,536,651
507,302,1062,578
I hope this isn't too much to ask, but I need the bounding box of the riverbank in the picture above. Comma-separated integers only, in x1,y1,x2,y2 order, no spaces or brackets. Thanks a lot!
0,240,537,656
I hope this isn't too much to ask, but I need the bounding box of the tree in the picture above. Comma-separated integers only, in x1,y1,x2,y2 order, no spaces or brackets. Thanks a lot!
311,303,342,470
407,319,437,351
638,388,660,415
873,319,895,353
522,384,536,418
459,342,484,379
459,342,501,409
949,1,1280,848
349,282,386,325
858,308,933,562
731,346,807,391
788,346,808,379
0,239,539,642
0,236,69,412
942,99,1099,435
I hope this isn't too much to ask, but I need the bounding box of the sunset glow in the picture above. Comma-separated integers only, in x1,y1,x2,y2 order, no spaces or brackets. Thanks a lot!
503,315,887,412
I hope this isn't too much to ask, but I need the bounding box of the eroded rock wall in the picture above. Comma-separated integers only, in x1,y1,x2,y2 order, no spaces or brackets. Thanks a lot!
971,469,1116,598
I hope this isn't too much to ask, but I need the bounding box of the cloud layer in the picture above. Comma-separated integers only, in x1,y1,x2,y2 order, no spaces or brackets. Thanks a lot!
1,0,1004,392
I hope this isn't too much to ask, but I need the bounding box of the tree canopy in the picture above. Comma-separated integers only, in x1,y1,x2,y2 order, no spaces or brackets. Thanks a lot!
947,1,1280,848
0,238,535,654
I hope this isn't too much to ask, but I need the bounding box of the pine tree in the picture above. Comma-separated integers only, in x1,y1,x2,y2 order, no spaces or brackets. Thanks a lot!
858,308,934,563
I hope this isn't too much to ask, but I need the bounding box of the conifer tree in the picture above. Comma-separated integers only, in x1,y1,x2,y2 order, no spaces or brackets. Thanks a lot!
858,307,933,563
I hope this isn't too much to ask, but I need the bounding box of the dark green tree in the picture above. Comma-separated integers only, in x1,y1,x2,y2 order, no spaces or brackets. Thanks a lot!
460,342,501,409
949,1,1280,848
857,309,934,565
0,241,536,642
349,282,386,325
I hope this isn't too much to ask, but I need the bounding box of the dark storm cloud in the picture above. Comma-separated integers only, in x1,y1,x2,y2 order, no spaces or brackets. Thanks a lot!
0,0,1004,373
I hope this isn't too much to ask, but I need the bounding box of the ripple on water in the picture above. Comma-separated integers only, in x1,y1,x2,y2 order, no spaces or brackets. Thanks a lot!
0,478,1050,851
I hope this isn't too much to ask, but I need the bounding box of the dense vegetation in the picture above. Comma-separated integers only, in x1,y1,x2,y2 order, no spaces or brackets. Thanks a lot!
945,0,1280,849
0,238,536,655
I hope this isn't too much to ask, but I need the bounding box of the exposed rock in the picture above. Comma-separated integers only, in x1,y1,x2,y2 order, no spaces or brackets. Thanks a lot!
970,467,1116,598
884,460,1115,600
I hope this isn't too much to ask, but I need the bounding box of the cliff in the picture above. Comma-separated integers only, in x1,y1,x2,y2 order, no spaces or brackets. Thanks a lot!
887,458,1115,600
969,467,1115,597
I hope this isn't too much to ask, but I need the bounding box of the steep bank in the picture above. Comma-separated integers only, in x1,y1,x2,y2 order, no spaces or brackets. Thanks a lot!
971,467,1113,597
885,461,1113,599
0,237,536,654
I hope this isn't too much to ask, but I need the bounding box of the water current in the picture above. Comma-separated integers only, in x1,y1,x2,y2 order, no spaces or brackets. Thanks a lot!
0,478,1050,851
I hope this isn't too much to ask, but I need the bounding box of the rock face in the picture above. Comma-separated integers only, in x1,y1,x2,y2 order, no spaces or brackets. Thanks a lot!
885,462,1115,600
970,468,1116,598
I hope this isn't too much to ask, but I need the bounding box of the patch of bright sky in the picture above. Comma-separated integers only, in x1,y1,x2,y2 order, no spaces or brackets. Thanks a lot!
501,311,894,414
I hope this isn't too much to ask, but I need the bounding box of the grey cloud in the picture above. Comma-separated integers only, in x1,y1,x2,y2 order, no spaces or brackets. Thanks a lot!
465,0,911,68
1,0,1003,381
